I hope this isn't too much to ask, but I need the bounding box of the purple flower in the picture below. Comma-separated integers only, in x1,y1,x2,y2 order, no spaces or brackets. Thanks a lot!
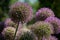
45,17,60,34
15,27,38,40
4,18,18,28
2,27,16,40
9,2,33,23
35,7,55,21
42,36,58,40
28,21,54,40
4,18,13,26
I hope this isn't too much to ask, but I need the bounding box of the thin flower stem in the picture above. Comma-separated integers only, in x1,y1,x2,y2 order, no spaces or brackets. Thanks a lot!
13,21,19,40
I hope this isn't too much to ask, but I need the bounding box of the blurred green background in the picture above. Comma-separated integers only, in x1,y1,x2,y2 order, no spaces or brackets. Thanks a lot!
0,0,60,22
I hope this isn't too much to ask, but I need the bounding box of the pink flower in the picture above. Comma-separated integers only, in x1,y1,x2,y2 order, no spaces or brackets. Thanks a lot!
45,17,60,34
35,7,55,21
9,2,33,23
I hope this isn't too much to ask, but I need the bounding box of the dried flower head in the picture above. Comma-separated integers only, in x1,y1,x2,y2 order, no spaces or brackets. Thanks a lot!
45,17,60,34
9,2,33,23
35,8,55,21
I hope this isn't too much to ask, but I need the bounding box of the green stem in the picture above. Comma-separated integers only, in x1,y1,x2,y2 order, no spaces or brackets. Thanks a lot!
13,21,19,40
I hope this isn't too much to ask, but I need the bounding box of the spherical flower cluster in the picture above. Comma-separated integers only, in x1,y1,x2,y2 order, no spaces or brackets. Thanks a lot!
45,17,60,34
35,7,55,21
15,27,38,40
2,27,16,40
28,21,54,40
9,2,33,23
42,36,58,40
4,18,17,28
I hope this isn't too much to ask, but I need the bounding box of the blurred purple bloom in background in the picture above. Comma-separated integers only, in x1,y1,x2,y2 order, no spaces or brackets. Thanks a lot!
4,18,18,28
42,36,58,40
45,16,60,34
35,7,55,21
4,18,14,26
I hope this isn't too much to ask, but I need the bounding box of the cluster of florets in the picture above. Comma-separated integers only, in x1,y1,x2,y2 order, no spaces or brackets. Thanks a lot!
9,2,33,23
4,18,18,28
0,1,60,40
2,27,16,40
15,27,38,40
45,17,60,34
28,21,54,40
35,8,55,21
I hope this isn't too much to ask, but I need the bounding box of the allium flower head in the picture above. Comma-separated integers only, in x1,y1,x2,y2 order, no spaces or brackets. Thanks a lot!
35,8,55,21
45,17,60,34
2,27,16,40
28,21,53,40
4,18,17,28
42,36,58,40
9,2,33,23
15,27,38,40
